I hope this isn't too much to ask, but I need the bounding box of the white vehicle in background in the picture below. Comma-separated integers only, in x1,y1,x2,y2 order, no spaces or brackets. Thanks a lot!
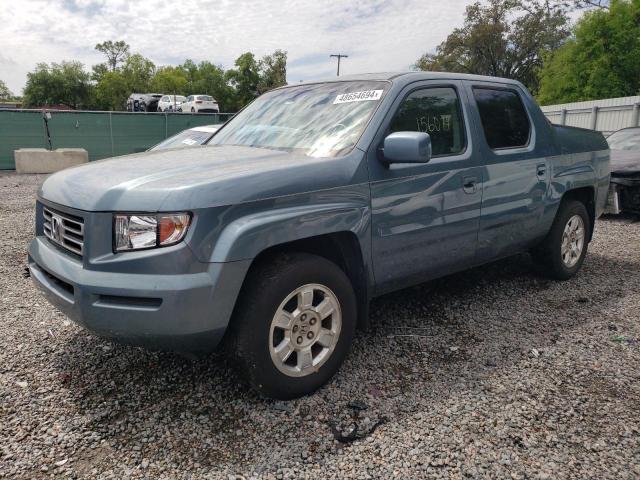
157,95,187,112
180,95,220,113
148,125,220,151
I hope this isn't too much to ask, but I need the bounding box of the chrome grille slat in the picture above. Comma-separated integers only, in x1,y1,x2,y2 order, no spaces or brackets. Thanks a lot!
42,206,85,257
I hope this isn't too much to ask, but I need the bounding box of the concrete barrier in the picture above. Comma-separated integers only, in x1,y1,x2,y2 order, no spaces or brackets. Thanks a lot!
14,148,88,174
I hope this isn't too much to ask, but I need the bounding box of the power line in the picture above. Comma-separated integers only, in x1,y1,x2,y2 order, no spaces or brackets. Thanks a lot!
330,54,349,76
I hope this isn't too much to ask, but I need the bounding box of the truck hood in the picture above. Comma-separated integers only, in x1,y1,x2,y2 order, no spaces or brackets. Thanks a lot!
39,145,365,211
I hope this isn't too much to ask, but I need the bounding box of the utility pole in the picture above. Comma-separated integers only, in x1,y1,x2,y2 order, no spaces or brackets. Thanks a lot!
330,54,349,76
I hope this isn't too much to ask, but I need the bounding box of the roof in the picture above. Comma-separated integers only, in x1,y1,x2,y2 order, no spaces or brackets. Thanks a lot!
308,71,523,85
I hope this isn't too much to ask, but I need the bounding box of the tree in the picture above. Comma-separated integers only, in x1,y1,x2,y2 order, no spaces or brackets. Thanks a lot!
150,66,188,95
414,0,570,94
538,0,640,104
225,52,261,108
186,61,236,111
258,49,287,94
23,61,93,109
121,54,155,92
95,40,130,71
95,71,129,110
91,62,110,82
0,79,12,100
572,0,609,9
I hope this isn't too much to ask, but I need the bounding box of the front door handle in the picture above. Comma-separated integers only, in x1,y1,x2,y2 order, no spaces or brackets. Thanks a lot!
462,176,478,194
537,163,547,178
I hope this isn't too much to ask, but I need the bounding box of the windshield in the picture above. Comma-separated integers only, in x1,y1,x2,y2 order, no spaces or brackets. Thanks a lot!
209,81,388,157
607,128,640,150
149,129,214,151
198,95,215,101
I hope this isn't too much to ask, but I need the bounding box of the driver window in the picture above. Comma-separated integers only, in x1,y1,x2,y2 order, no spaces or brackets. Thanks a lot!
389,87,466,157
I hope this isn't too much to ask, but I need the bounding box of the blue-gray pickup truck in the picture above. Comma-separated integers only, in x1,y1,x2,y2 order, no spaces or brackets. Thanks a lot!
28,72,609,399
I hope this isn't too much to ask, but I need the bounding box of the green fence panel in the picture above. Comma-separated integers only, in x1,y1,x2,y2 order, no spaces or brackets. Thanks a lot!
110,112,166,157
0,111,48,169
0,110,233,169
46,112,113,161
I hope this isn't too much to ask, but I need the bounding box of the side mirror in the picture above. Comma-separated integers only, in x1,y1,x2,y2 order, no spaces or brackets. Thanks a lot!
382,131,432,164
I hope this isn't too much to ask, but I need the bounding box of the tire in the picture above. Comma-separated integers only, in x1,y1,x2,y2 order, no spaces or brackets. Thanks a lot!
191,107,195,113
531,199,591,280
227,252,357,399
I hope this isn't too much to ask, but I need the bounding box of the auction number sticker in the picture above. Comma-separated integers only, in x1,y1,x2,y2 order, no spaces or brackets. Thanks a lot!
333,90,383,104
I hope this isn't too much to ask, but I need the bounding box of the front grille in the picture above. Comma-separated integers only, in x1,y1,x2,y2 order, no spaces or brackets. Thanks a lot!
43,206,84,256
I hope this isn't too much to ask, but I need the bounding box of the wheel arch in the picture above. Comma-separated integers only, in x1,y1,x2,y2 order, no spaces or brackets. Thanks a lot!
241,232,370,331
561,186,596,241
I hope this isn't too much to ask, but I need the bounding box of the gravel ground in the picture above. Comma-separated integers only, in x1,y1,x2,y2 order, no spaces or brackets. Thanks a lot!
1,171,639,479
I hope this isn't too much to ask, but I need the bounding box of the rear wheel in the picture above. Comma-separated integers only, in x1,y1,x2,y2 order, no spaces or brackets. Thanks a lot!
191,107,195,113
228,253,357,399
531,199,590,280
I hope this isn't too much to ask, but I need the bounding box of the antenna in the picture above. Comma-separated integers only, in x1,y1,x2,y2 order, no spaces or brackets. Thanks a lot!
330,54,349,76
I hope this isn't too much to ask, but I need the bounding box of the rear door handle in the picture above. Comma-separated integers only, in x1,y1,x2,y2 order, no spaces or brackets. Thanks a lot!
537,163,547,178
462,176,478,194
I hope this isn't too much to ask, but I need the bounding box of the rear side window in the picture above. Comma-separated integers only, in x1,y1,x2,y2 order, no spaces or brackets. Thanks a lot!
473,88,530,149
389,87,466,157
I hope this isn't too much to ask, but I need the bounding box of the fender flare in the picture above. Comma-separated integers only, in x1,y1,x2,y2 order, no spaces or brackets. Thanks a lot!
208,203,370,263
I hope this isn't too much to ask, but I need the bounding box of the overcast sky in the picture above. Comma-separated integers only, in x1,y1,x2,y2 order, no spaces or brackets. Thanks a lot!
0,0,476,94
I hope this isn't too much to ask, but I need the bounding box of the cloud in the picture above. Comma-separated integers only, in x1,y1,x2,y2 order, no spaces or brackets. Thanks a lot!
0,0,472,95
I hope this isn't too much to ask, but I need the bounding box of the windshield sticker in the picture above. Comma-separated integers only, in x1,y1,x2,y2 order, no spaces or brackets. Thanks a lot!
333,90,383,105
181,138,198,145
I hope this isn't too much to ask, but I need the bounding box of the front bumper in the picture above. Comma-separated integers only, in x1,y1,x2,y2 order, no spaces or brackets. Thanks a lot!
28,235,250,353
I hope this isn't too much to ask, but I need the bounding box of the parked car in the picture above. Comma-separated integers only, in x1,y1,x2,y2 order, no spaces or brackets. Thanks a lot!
180,95,219,113
126,93,163,112
605,127,640,214
148,125,220,151
28,72,609,399
157,95,187,112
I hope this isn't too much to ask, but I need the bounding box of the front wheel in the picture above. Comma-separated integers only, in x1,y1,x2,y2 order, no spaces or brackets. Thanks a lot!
228,253,357,399
531,199,591,280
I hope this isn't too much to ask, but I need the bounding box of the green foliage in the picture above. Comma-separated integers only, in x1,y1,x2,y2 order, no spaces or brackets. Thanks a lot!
224,50,288,109
225,52,261,108
23,61,93,109
23,39,288,112
150,66,188,95
0,80,12,100
91,63,109,83
94,71,129,110
538,0,640,104
121,54,156,92
258,49,288,94
95,40,130,71
179,60,237,111
414,0,569,94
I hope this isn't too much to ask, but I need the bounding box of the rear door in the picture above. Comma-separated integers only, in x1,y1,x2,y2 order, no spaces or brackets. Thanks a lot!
368,80,483,294
463,82,552,261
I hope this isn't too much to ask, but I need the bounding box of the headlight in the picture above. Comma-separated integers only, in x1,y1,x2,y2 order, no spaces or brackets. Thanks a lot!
114,213,190,252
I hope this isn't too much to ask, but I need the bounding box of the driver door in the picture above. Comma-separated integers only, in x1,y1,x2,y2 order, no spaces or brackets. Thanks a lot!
367,81,483,294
